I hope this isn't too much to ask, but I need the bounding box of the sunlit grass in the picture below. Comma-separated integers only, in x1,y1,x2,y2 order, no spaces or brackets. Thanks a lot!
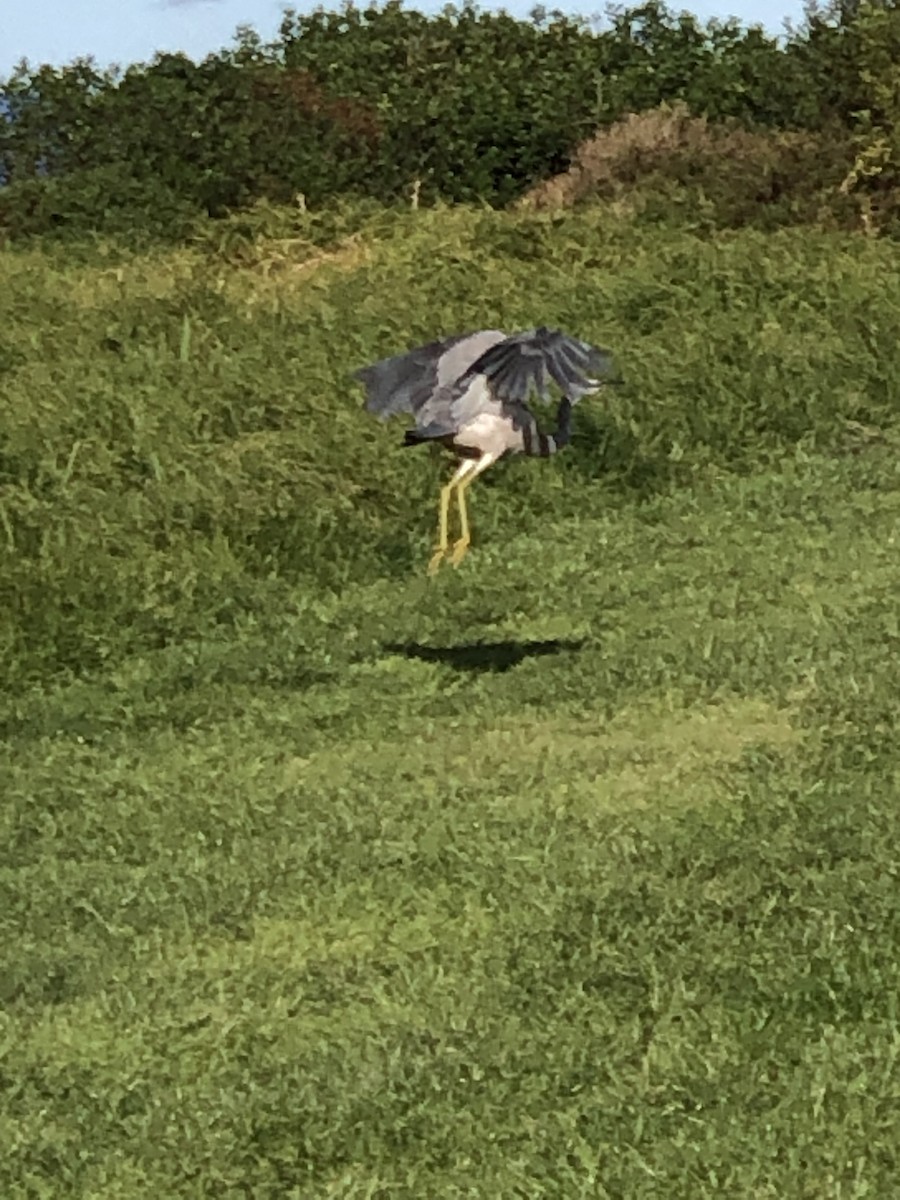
2,204,900,1196
2,203,900,685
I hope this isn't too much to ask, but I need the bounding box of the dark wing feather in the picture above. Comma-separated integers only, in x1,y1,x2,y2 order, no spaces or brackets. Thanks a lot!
465,327,617,406
353,335,470,421
353,329,508,422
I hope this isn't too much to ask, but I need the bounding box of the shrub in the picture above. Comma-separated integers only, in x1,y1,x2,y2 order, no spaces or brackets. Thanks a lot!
517,103,858,232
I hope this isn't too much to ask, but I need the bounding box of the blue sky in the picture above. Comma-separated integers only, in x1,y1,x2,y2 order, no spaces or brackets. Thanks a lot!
4,0,808,79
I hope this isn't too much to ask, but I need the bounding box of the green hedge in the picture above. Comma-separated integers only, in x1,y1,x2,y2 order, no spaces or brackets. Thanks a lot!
1,0,881,242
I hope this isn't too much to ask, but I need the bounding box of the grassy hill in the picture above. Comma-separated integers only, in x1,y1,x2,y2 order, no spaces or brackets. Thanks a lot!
2,203,900,1196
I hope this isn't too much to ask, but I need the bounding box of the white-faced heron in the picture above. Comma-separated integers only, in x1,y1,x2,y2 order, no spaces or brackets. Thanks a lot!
354,326,618,574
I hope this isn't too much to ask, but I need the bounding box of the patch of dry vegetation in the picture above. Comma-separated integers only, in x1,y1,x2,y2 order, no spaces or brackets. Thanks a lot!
518,103,857,232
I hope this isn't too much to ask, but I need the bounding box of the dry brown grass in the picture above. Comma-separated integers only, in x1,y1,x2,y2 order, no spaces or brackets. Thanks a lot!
518,103,706,211
517,102,854,230
58,229,371,319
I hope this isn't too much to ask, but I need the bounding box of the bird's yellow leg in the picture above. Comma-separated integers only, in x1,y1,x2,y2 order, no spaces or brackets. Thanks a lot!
449,478,473,566
427,459,476,575
427,480,455,575
449,453,496,567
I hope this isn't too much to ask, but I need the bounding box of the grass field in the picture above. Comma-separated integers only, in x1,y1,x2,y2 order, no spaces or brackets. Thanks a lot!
2,204,900,1196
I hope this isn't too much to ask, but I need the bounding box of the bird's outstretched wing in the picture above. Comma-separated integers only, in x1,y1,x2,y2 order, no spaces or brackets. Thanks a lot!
415,327,618,436
355,326,618,438
465,327,617,407
353,330,507,421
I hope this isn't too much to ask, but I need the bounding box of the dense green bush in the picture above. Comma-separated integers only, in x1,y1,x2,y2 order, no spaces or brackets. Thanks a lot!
0,46,382,242
7,0,899,241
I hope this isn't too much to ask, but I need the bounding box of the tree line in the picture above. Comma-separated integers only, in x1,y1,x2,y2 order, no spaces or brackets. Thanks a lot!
1,0,900,242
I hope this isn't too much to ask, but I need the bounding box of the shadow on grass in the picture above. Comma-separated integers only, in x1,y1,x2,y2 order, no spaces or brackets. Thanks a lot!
383,638,586,674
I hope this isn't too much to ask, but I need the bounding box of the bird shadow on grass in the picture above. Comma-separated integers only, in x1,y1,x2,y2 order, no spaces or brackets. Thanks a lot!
382,638,586,674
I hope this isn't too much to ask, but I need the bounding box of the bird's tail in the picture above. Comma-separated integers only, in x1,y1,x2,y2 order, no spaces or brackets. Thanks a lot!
403,425,448,447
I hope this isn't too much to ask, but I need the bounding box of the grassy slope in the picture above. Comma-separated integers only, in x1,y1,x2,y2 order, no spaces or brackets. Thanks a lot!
2,207,900,1196
2,204,899,684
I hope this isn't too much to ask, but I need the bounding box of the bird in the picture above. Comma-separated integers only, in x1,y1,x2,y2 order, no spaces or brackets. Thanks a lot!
355,326,619,573
353,326,619,574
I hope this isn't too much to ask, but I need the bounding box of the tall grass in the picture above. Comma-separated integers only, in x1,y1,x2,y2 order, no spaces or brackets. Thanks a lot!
1,201,899,693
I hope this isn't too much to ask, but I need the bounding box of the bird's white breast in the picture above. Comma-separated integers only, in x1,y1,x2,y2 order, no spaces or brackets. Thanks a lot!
454,411,519,456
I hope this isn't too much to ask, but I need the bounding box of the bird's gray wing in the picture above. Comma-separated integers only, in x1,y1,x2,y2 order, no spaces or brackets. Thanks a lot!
411,327,618,437
463,326,618,406
411,373,510,439
353,329,507,422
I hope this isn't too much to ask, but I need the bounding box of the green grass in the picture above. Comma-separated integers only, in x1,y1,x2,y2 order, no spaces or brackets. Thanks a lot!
2,204,900,1196
2,204,900,685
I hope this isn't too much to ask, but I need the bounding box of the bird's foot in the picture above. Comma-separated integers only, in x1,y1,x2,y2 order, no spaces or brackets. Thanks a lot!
427,546,447,576
449,537,470,567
